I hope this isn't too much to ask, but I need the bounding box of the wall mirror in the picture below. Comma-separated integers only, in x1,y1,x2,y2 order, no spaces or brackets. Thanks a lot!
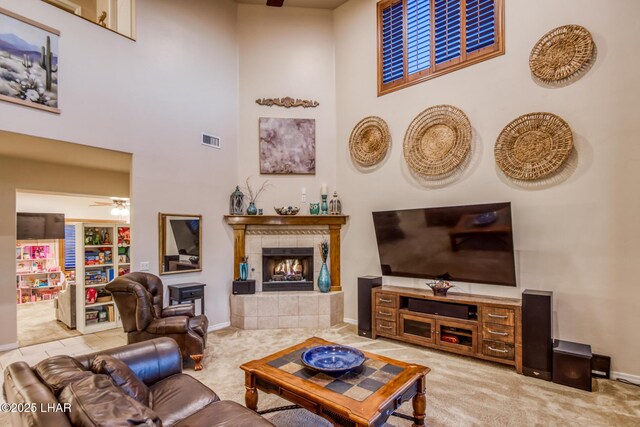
159,213,202,275
42,0,136,40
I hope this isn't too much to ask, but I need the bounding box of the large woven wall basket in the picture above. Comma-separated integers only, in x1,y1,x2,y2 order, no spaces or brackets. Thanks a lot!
495,112,573,181
530,24,594,83
349,116,391,167
403,105,472,177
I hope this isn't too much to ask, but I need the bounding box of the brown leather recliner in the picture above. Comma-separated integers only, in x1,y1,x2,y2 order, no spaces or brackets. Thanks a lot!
105,272,208,370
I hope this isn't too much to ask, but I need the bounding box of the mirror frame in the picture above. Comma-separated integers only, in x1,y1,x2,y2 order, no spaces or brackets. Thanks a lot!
42,0,137,41
158,213,202,276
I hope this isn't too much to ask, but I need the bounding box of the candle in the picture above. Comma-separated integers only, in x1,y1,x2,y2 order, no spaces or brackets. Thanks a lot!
321,183,327,195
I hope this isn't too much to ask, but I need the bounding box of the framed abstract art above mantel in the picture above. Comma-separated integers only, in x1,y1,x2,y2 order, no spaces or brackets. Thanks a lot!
259,117,316,175
0,7,60,114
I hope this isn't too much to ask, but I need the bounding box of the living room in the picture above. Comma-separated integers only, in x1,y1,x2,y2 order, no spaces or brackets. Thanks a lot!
0,0,638,426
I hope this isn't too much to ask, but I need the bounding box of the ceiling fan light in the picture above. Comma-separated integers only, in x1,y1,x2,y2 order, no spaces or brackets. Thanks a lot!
111,207,121,216
120,208,130,216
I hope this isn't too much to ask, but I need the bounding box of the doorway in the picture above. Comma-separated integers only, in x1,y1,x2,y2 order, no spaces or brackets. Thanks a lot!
0,130,132,349
15,192,130,347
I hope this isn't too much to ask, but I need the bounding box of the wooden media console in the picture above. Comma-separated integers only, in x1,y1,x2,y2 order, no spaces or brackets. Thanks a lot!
372,286,523,373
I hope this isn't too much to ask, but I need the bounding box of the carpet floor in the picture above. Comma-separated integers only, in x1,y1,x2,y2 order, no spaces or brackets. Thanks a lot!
17,300,80,347
189,324,639,427
1,323,637,426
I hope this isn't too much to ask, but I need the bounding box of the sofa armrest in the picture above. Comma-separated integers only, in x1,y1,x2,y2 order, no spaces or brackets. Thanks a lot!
3,361,73,427
162,304,195,318
75,338,182,386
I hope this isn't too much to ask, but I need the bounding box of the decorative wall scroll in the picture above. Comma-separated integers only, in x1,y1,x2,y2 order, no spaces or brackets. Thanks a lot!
403,105,472,177
495,112,573,181
256,97,319,108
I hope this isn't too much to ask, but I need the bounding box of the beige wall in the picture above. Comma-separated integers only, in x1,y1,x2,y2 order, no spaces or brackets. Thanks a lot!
237,5,337,210
334,0,640,375
0,0,239,347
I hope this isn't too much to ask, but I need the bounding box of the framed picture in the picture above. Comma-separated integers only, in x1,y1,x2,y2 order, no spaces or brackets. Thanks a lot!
0,7,60,113
259,117,316,174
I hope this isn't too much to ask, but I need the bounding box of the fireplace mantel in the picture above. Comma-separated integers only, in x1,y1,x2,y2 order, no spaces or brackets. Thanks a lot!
224,215,348,291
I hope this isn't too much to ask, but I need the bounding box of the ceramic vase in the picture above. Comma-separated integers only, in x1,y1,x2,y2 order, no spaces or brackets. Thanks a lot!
318,263,331,293
246,202,258,215
239,262,249,281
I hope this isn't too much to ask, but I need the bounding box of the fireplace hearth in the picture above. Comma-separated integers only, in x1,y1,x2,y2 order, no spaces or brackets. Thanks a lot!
263,247,314,291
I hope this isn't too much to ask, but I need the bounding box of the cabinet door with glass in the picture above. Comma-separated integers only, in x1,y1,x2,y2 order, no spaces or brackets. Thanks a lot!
399,311,436,345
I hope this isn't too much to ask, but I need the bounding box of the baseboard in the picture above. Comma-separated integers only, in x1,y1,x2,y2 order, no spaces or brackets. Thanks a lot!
0,342,18,352
343,318,357,325
612,371,640,385
207,321,231,332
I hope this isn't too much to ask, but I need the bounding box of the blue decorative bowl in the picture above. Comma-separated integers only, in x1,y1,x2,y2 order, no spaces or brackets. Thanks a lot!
473,211,498,226
301,345,365,374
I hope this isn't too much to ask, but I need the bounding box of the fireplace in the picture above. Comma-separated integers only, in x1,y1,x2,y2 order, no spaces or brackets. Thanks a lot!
262,247,314,291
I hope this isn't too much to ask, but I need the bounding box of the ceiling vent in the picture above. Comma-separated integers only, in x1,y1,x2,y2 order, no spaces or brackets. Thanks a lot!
202,133,221,149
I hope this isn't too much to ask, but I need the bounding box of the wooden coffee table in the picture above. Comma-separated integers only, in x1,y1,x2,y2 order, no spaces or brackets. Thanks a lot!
240,337,430,426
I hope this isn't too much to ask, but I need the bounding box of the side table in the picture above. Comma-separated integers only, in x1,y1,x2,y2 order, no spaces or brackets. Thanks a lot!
168,282,206,315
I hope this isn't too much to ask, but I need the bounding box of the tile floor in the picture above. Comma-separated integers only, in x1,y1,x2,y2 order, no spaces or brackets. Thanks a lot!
0,327,126,375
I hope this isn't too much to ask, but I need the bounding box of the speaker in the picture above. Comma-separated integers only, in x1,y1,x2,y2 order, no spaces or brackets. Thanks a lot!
522,289,553,380
552,340,593,391
358,276,382,337
232,280,255,295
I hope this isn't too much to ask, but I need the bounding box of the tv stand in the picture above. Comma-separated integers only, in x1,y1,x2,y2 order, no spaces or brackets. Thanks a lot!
372,286,522,373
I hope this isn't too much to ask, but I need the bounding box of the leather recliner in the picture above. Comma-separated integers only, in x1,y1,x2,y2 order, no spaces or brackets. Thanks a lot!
105,272,208,370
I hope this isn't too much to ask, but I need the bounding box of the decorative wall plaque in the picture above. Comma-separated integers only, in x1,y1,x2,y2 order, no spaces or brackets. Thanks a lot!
256,97,319,108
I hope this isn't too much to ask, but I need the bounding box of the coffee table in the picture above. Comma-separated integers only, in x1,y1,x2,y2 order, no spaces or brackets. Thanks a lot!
240,337,430,426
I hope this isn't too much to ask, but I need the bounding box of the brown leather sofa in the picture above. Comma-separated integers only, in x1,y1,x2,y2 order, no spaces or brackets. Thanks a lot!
3,337,274,427
105,272,208,370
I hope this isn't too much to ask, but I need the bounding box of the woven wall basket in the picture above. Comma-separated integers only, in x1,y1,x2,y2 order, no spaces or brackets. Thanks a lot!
403,105,472,177
349,116,391,167
495,112,573,181
530,25,594,83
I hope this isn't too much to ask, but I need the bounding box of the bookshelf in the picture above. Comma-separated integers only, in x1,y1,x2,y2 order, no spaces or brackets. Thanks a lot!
15,240,64,304
71,222,131,334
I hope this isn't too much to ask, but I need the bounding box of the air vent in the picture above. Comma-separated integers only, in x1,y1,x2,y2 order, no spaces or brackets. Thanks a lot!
202,133,221,149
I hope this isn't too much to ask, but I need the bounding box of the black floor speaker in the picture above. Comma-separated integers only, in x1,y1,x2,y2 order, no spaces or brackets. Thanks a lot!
522,289,553,380
358,276,382,338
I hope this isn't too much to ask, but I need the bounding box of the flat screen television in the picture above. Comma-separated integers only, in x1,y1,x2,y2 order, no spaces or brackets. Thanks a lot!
372,202,516,286
17,213,65,240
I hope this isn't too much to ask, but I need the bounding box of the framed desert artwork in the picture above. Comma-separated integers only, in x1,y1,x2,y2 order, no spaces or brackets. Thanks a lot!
0,7,60,113
259,117,316,174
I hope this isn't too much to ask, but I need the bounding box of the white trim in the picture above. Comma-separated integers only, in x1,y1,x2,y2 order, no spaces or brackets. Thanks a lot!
612,371,640,385
344,317,357,325
207,321,231,332
0,342,19,352
46,0,82,15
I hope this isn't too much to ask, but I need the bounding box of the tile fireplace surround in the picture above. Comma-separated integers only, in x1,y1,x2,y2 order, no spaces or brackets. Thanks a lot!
225,215,348,330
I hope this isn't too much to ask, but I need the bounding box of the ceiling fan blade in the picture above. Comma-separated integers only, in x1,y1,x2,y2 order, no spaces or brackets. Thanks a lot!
90,202,114,206
266,0,284,6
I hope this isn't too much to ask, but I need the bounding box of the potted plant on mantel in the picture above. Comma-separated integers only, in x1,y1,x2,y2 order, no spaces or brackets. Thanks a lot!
244,177,270,215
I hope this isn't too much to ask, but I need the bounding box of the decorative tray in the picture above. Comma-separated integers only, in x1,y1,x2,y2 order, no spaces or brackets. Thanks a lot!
301,345,365,374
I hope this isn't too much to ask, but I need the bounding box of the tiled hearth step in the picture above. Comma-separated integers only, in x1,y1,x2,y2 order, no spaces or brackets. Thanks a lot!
230,291,344,330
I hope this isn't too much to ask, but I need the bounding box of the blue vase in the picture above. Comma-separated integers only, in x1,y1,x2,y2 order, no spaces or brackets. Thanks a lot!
239,262,249,281
318,263,331,293
246,202,257,215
